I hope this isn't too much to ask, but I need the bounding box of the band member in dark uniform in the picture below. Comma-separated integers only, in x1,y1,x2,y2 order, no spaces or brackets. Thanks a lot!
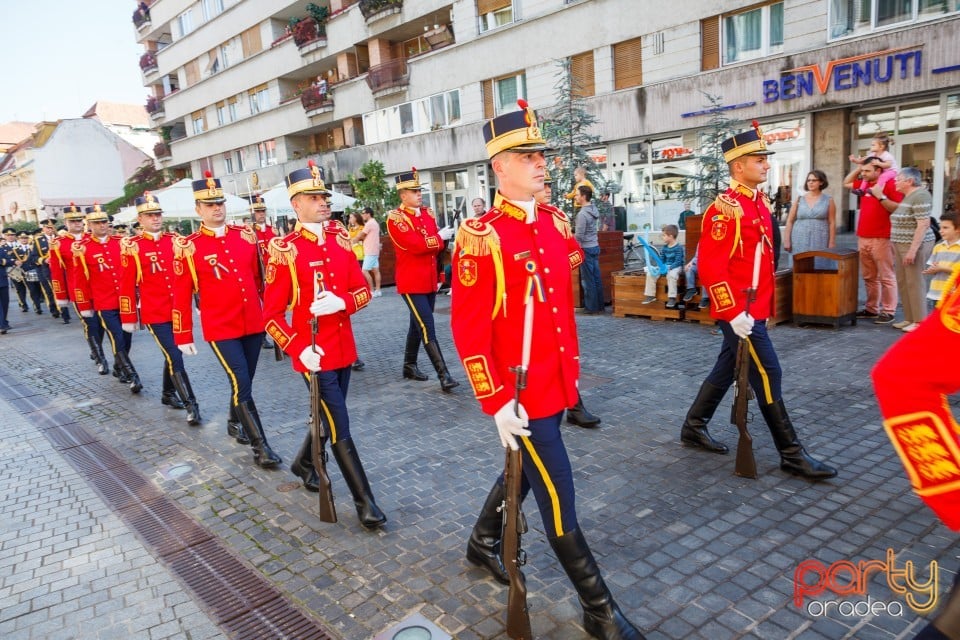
172,172,281,468
34,219,62,320
678,122,836,480
120,193,201,425
451,100,644,639
0,237,12,333
386,169,459,391
873,263,960,640
262,162,386,528
73,205,143,393
10,231,45,314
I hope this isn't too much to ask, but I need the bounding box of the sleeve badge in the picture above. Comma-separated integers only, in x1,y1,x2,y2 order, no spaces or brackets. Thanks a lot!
458,257,478,287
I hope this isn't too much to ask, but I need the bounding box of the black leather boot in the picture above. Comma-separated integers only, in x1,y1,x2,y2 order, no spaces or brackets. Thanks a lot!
236,400,282,468
161,368,186,409
567,393,601,428
759,399,837,480
60,306,71,324
466,482,509,585
290,431,320,492
115,351,142,394
402,332,428,381
89,336,110,375
549,528,646,640
331,438,386,529
226,403,250,444
424,341,459,392
680,381,729,454
170,371,202,426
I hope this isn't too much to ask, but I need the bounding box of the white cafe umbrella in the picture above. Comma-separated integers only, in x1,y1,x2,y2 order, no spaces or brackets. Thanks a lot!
261,182,357,218
132,178,251,220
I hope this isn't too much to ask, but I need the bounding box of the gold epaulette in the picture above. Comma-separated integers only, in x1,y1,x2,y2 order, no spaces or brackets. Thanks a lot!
50,238,61,253
386,209,404,224
424,206,435,219
455,218,499,257
546,205,573,239
323,220,352,251
759,191,772,210
174,236,196,260
72,239,87,256
238,226,257,245
714,193,744,219
267,236,298,265
120,236,139,256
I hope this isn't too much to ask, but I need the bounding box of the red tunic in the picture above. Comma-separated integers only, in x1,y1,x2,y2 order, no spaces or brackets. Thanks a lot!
451,194,584,418
171,224,264,345
698,182,777,322
386,205,442,294
49,234,84,303
262,222,370,372
119,232,178,325
872,265,960,531
72,235,124,312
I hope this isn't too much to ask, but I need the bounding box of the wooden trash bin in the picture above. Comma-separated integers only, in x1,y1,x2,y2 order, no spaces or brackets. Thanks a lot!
792,248,859,328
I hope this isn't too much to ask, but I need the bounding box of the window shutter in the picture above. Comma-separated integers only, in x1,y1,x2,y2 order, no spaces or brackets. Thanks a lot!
184,60,200,86
482,79,493,120
701,16,719,71
477,0,511,15
570,51,595,97
205,49,219,73
241,25,262,58
613,38,642,90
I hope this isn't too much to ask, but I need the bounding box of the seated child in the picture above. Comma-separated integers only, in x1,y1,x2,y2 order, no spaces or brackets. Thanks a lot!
849,133,898,188
683,245,710,309
642,225,685,308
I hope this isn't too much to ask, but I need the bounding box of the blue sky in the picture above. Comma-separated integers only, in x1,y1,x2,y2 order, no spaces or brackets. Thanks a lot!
0,0,146,122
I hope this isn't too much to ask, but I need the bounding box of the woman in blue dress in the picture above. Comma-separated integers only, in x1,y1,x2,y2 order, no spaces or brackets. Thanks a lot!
784,169,836,269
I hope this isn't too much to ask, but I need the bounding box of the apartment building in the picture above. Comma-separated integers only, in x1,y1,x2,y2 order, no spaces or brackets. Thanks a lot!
134,0,960,231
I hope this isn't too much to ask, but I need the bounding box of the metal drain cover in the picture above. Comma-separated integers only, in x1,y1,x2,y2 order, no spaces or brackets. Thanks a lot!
373,613,450,640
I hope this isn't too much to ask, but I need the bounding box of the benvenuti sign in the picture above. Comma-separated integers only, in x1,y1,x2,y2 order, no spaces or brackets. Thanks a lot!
762,45,923,103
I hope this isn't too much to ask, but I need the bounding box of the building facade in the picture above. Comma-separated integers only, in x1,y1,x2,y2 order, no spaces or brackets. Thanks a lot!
134,0,960,231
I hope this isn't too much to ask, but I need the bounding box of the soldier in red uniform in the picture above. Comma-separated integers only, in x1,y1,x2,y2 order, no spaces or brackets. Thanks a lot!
119,193,201,425
171,172,281,468
386,169,459,391
73,205,143,393
262,163,386,528
679,122,835,480
872,266,960,639
452,100,644,640
249,193,278,352
51,205,102,363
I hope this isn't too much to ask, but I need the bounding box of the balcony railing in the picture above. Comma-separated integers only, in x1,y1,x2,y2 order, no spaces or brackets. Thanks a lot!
359,0,402,21
366,58,408,94
139,52,157,73
145,97,164,117
154,142,171,158
300,86,334,114
292,18,327,48
132,4,151,29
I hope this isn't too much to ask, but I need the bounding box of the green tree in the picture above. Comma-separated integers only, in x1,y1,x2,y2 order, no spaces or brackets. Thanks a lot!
346,160,399,226
542,57,603,215
676,93,743,211
103,160,168,214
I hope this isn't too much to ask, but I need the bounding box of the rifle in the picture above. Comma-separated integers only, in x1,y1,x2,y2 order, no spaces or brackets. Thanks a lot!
731,286,758,479
310,317,338,523
253,241,285,361
503,364,532,640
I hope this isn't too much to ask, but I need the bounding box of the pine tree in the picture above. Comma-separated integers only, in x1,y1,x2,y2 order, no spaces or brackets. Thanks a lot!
346,160,399,225
677,93,743,211
542,58,603,215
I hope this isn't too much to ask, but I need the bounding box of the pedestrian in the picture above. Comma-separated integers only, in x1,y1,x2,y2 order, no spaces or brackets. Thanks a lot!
574,185,605,314
677,200,696,230
563,165,595,210
924,211,960,314
386,168,459,391
355,207,382,297
679,121,836,480
347,211,365,267
888,167,936,333
262,162,386,529
119,193,202,425
172,172,282,468
783,169,836,270
843,156,903,324
452,99,644,639
470,197,486,217
73,205,144,393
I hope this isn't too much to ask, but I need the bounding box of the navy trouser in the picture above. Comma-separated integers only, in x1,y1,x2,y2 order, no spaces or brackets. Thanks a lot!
78,303,103,343
401,292,438,348
147,322,185,394
37,264,56,312
300,366,352,444
0,285,8,329
705,319,783,405
209,333,263,406
98,309,132,356
495,411,578,539
580,245,604,312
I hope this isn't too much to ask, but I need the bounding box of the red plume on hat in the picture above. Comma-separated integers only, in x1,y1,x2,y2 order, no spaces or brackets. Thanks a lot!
751,120,760,129
204,170,217,191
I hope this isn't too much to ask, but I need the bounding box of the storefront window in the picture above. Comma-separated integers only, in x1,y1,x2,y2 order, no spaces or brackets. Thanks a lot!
946,93,960,128
857,106,896,137
946,130,960,213
897,100,940,134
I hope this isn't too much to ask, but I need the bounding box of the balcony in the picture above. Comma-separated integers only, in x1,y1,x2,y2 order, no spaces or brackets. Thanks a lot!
139,51,158,75
301,86,334,116
366,58,408,97
145,96,164,120
132,3,151,30
359,0,402,23
292,18,327,55
154,142,171,159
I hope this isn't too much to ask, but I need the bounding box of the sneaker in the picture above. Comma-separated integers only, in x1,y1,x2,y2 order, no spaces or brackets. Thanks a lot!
698,298,710,310
892,320,911,329
372,290,382,298
856,308,879,319
666,297,678,309
641,296,657,304
873,313,896,324
683,288,697,303
901,323,919,332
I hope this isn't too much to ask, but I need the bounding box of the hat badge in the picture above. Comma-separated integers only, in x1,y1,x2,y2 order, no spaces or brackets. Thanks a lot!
518,99,541,143
145,191,155,203
309,160,322,186
204,171,217,195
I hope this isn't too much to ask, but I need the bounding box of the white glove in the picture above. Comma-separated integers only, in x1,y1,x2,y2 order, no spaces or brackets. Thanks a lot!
729,311,755,339
494,400,532,451
298,346,324,372
121,323,137,333
438,226,454,241
79,310,93,318
57,300,69,309
178,343,198,356
309,291,346,316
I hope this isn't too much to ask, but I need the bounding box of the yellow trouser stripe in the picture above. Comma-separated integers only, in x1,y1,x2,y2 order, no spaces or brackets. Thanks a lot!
98,312,118,354
402,294,430,345
303,371,338,443
210,342,240,406
520,436,564,537
74,302,89,339
147,325,175,375
747,338,774,405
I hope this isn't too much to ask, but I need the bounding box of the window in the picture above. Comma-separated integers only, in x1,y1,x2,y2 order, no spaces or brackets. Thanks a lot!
234,149,245,173
177,9,194,37
571,51,596,97
248,85,270,114
223,152,233,174
184,59,200,87
612,38,642,90
478,0,513,33
216,102,227,126
829,0,956,38
701,16,720,71
241,25,263,58
494,73,526,116
361,90,462,144
219,44,230,69
192,110,206,135
201,0,224,22
257,140,277,167
723,2,783,64
228,97,238,123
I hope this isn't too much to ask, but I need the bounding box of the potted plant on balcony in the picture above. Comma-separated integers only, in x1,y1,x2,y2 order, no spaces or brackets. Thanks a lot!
359,0,403,20
139,51,157,71
145,95,162,115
